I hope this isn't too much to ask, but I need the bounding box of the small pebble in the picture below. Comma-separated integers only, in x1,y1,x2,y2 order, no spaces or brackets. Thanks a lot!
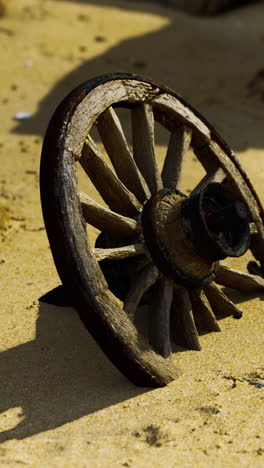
94,35,106,43
249,380,264,389
77,14,90,22
24,59,33,67
13,112,32,121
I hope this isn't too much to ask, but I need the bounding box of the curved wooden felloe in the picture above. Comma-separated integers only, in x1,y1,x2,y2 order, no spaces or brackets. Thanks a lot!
40,73,264,387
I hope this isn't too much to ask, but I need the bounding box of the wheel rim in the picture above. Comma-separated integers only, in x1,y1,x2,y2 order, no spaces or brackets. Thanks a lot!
40,73,264,387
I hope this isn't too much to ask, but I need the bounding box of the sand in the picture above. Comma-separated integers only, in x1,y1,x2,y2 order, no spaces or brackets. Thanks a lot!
0,1,264,467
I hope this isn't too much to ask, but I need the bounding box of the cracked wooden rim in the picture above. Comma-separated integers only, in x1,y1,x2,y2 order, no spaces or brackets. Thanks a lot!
40,73,264,387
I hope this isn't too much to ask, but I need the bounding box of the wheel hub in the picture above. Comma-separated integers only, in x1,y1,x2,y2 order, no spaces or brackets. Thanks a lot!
141,183,250,288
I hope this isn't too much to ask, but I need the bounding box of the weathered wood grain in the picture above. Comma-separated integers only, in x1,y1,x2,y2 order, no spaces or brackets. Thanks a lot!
97,107,150,202
153,93,211,144
156,192,215,283
162,126,192,190
171,287,201,350
96,289,182,386
80,192,140,238
93,243,148,262
124,264,159,321
132,103,162,194
41,72,264,387
215,264,264,292
81,135,141,217
149,278,173,358
190,288,220,332
204,282,243,318
65,79,160,160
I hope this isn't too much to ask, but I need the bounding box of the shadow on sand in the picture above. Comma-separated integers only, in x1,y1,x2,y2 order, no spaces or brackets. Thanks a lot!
1,281,262,441
2,0,264,442
0,300,148,441
12,0,264,151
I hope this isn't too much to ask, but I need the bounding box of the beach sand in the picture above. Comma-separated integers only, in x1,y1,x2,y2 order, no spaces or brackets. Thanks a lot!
0,1,264,466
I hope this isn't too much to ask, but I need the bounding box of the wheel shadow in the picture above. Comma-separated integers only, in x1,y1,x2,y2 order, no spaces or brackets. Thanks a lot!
12,0,264,152
222,286,264,304
0,299,147,442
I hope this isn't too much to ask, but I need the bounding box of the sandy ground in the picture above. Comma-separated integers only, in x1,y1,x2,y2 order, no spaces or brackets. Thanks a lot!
0,1,264,467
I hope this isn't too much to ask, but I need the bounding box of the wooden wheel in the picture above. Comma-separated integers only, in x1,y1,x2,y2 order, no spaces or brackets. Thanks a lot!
40,73,264,387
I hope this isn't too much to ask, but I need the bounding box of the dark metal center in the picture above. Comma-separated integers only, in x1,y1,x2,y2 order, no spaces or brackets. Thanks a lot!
181,183,250,261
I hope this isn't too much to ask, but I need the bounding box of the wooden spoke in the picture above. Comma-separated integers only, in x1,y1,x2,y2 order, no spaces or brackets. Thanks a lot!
215,264,264,292
162,126,192,190
195,140,264,230
131,103,162,194
41,73,264,387
79,192,140,238
93,243,148,262
152,93,211,143
149,278,173,358
203,282,243,318
123,264,159,321
191,167,226,195
171,288,201,351
80,135,141,217
190,289,220,332
96,107,150,202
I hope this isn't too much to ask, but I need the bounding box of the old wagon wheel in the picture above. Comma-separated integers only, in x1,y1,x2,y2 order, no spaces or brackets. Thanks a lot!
40,73,264,387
